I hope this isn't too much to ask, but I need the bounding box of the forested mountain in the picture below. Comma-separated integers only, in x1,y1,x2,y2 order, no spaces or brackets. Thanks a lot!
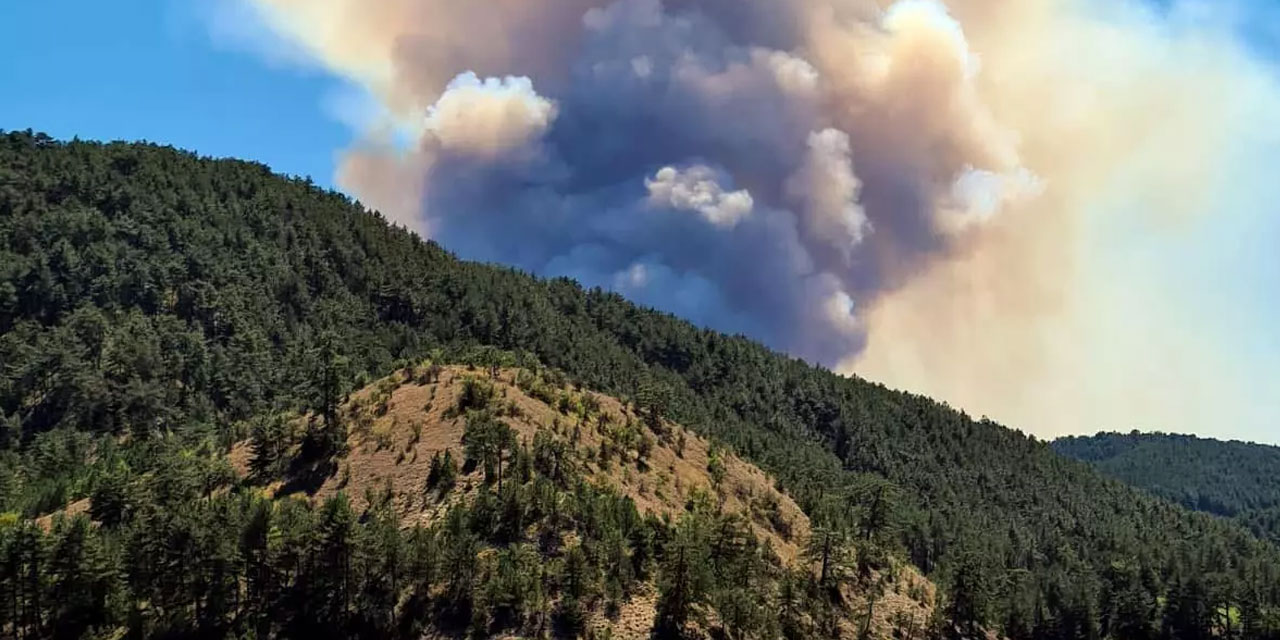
1054,431,1280,547
1052,432,1280,518
3,130,1280,639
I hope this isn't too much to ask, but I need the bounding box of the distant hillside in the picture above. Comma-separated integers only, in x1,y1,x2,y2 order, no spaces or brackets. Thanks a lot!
1052,431,1280,517
1053,431,1280,548
4,130,1280,639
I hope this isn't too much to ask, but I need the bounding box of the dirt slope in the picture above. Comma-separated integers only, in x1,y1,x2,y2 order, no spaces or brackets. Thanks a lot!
230,364,936,639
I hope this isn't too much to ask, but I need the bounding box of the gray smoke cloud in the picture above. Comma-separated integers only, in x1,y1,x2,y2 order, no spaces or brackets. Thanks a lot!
248,0,1028,365
229,0,1280,443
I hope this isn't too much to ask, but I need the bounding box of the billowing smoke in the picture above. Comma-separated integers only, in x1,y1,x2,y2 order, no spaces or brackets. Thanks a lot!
244,0,1031,365
233,0,1280,439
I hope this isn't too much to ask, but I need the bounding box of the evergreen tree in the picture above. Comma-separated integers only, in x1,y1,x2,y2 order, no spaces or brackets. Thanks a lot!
249,414,290,479
46,515,110,638
463,412,516,489
426,448,459,495
302,334,349,461
805,522,850,589
654,515,711,639
850,475,900,544
1,132,1279,640
89,466,128,527
240,498,276,635
946,549,992,640
310,494,356,632
1163,572,1212,640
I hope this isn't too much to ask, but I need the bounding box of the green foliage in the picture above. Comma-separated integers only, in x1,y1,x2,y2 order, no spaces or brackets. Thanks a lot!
88,465,128,527
1239,507,1280,547
945,548,992,639
462,411,516,488
1,131,1279,639
848,474,900,546
301,334,351,461
655,514,713,638
1054,431,1280,517
532,429,574,486
1056,431,1280,555
805,521,851,589
249,413,291,480
426,448,458,496
452,376,498,416
707,443,726,486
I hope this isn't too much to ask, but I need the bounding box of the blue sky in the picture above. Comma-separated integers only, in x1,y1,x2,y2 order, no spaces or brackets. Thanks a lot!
0,0,348,185
2,0,1276,189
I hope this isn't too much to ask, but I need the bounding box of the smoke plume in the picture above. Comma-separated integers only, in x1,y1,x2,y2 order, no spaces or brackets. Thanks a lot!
234,0,1280,439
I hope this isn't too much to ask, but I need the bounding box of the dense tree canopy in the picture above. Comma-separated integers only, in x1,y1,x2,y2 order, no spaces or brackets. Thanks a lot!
3,130,1280,638
1053,431,1280,518
1055,431,1280,553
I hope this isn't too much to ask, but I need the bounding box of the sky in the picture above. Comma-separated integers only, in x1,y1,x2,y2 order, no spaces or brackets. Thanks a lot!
0,0,349,185
2,0,1278,445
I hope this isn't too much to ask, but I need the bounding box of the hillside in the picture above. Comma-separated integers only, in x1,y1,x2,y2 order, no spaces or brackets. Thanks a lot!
1052,431,1280,517
246,364,934,638
3,130,1280,639
1054,431,1280,546
271,365,817,560
24,362,933,639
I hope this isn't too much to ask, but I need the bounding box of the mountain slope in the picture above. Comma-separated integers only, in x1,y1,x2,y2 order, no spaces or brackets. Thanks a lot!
239,363,934,638
24,360,933,639
1052,431,1280,517
1054,431,1280,547
274,365,815,557
3,130,1280,639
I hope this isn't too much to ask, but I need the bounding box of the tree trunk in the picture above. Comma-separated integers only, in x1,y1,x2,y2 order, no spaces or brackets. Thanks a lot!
859,592,878,640
819,535,831,585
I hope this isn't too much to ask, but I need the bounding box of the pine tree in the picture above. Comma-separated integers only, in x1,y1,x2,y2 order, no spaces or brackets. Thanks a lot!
426,448,459,495
241,498,276,636
249,414,289,479
1163,571,1212,640
313,494,356,632
47,515,116,638
947,550,992,640
7,522,47,640
557,544,592,635
302,334,349,461
354,502,402,636
89,466,128,527
805,522,850,589
777,568,809,640
654,515,711,639
850,476,900,544
441,505,480,625
463,412,515,489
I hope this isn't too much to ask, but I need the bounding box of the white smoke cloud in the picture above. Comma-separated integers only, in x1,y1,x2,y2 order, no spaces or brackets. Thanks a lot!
646,165,754,228
422,73,558,157
939,167,1044,233
785,129,871,261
